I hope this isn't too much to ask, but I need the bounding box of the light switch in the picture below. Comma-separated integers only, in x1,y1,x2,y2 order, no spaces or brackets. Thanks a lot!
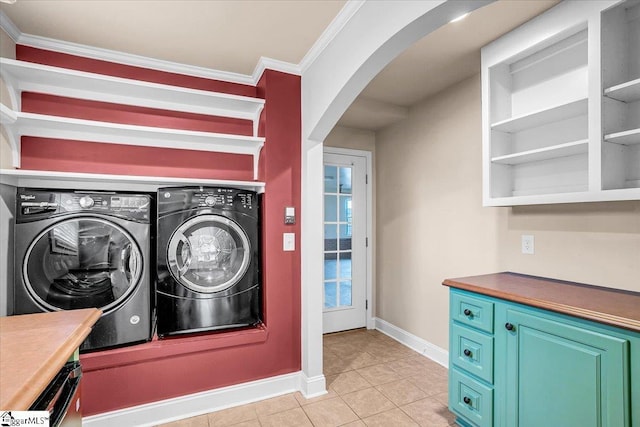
283,233,295,251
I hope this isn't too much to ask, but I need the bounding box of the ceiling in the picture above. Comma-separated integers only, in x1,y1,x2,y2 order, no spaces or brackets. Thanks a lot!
1,0,559,132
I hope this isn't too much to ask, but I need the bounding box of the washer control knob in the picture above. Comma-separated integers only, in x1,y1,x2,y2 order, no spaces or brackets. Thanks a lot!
205,196,216,206
79,196,95,208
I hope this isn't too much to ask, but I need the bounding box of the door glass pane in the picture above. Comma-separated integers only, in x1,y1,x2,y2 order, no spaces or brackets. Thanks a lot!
324,281,337,308
339,196,352,223
324,253,337,280
324,195,337,222
324,224,337,251
324,162,357,311
324,165,338,193
340,281,352,306
339,224,352,250
339,167,352,194
339,253,352,279
24,218,141,313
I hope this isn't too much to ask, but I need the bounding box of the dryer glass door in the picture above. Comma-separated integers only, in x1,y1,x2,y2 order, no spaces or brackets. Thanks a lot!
23,217,142,313
167,215,250,293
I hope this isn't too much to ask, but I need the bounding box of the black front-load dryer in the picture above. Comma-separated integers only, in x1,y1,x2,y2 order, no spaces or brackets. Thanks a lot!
13,188,153,352
156,187,261,337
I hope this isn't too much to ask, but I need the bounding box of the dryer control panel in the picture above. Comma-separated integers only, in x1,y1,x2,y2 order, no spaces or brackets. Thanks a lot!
195,189,255,210
17,188,151,223
158,187,259,218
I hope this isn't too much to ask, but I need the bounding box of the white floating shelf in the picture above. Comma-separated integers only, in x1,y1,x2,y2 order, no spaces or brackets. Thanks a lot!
0,169,265,193
1,109,264,179
486,187,640,206
491,98,588,133
604,78,640,103
492,140,588,165
0,58,265,136
604,128,640,146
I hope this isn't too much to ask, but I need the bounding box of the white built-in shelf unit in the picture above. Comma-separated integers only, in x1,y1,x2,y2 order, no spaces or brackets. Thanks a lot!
482,0,640,206
0,58,266,180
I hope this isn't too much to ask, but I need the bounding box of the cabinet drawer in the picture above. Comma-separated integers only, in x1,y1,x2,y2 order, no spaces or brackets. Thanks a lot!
451,323,494,384
451,291,494,333
449,368,493,427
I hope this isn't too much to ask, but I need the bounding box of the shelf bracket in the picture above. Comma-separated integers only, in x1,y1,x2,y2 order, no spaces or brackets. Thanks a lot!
253,104,265,137
0,104,20,167
253,144,264,180
0,71,21,112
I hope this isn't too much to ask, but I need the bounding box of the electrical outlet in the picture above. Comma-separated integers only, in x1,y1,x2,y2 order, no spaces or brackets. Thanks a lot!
521,235,534,254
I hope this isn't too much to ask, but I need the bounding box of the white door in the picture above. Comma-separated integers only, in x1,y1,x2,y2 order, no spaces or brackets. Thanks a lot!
323,152,368,333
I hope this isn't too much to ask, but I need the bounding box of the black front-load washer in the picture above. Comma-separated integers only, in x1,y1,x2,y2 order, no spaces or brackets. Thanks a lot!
156,186,261,337
13,188,153,352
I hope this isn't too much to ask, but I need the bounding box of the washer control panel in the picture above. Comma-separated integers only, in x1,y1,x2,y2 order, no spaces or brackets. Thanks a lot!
17,188,151,223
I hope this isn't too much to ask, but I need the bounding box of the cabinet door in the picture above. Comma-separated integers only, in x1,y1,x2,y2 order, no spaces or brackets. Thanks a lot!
504,309,629,427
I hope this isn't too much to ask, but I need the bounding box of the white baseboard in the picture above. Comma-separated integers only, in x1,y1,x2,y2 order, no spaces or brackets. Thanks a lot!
374,317,449,368
83,321,445,427
83,371,304,427
298,373,327,399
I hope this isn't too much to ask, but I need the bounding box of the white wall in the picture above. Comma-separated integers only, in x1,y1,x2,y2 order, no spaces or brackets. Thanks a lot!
375,74,640,351
0,26,16,169
0,184,15,316
0,27,16,316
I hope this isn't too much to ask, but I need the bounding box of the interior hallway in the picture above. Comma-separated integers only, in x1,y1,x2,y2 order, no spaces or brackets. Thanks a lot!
159,328,454,426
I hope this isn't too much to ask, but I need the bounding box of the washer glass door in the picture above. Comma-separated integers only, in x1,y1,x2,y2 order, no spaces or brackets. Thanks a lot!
24,217,142,313
167,214,250,293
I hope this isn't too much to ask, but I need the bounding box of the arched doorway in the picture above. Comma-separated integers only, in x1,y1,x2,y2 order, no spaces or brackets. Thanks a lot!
299,0,493,396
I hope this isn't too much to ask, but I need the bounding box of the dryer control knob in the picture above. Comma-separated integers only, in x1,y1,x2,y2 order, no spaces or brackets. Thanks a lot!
79,196,95,208
204,196,216,206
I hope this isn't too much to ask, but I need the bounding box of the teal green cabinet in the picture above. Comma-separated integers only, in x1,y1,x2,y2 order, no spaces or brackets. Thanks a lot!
449,291,496,427
448,288,639,427
503,309,629,427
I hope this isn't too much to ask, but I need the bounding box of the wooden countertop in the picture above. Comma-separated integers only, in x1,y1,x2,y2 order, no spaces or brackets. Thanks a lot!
443,272,640,333
0,308,101,410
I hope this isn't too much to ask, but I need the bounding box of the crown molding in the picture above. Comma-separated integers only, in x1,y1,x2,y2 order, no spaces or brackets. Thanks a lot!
299,0,366,73
252,56,301,82
0,10,21,42
17,33,258,86
0,1,359,86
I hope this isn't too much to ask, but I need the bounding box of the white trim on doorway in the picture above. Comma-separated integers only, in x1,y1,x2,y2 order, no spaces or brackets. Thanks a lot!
323,147,374,330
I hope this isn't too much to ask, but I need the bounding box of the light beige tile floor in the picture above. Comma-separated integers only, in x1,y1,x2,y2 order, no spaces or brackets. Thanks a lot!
158,329,456,427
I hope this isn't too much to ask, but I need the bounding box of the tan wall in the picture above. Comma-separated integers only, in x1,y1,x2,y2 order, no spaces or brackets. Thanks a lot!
375,74,640,351
498,202,640,291
325,126,376,152
1,27,16,169
376,75,502,350
0,27,16,59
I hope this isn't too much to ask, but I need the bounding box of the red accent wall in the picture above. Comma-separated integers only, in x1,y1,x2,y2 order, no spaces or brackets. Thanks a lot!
15,48,301,415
